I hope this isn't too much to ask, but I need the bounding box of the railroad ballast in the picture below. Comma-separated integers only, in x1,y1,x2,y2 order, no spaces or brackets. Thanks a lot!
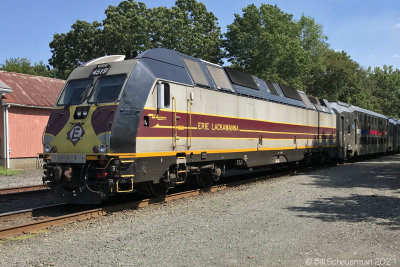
40,48,400,204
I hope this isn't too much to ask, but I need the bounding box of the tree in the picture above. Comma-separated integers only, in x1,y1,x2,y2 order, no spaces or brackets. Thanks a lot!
49,0,224,79
298,15,330,91
168,0,224,63
102,1,152,55
368,65,400,117
0,57,54,78
49,20,104,79
225,4,312,89
308,50,377,110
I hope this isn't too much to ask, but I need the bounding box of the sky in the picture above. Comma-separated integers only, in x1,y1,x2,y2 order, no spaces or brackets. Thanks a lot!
1,0,400,69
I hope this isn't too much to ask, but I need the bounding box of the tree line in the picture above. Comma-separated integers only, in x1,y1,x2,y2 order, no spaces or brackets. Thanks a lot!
1,0,400,118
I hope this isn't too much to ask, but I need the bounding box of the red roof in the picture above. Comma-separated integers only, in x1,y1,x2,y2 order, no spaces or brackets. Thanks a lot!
0,71,64,107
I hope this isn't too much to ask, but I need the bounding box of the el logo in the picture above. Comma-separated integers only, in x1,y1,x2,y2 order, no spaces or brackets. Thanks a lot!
67,123,85,145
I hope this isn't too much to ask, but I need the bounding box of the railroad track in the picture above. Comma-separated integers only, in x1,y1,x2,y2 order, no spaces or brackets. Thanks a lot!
0,185,49,195
0,169,296,239
0,156,384,240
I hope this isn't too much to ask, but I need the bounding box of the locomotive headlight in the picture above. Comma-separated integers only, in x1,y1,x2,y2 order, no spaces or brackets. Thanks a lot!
44,144,51,153
76,110,82,118
74,106,89,119
93,146,99,153
99,144,106,153
51,146,57,153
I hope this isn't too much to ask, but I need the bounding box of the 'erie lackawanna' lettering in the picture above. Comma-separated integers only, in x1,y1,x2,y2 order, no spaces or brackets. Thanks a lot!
197,122,240,131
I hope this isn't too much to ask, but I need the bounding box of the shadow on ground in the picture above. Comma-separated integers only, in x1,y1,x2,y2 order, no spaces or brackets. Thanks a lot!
287,154,400,230
303,155,400,191
288,194,400,230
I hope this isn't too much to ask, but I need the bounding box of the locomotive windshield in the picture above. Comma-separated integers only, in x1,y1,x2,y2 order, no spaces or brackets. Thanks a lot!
57,78,93,106
57,74,126,106
88,74,126,104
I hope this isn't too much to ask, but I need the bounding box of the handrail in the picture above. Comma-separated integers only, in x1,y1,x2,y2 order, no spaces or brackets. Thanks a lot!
172,96,177,149
188,98,192,148
116,178,134,193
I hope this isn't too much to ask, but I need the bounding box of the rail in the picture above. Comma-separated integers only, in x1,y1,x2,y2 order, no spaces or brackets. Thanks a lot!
0,168,298,239
0,185,49,195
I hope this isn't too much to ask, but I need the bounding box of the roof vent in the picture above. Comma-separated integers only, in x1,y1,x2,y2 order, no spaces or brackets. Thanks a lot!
81,55,126,67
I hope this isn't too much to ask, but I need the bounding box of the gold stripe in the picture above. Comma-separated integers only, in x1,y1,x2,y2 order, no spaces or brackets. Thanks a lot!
136,136,335,140
107,145,336,158
239,129,333,135
153,124,197,130
151,123,334,136
144,107,336,129
121,160,134,163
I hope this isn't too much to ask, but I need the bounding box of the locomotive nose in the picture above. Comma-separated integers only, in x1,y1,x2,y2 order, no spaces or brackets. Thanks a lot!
44,104,118,155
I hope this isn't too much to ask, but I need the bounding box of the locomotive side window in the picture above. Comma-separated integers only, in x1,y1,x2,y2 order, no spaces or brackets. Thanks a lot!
57,78,93,106
163,83,170,107
157,82,170,109
88,74,126,104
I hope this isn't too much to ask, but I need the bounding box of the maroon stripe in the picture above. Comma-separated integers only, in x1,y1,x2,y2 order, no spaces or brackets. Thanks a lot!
138,110,336,139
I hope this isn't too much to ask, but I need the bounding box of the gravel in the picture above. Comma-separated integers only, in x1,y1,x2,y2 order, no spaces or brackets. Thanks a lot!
0,169,63,214
0,169,43,189
0,155,399,266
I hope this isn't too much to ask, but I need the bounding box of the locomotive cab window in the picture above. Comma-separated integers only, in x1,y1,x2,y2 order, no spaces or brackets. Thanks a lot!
57,78,93,106
88,74,126,104
157,82,170,109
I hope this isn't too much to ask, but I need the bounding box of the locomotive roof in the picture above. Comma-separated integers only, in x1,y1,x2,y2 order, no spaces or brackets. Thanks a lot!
87,48,396,117
136,48,331,113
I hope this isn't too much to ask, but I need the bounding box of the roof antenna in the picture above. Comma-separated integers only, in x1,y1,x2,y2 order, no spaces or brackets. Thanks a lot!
125,51,132,60
125,50,138,60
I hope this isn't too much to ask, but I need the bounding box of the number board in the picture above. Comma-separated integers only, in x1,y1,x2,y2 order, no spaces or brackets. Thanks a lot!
50,154,86,164
91,66,110,76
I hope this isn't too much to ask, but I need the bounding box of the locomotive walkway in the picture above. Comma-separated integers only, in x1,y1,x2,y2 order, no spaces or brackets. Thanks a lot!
1,155,399,266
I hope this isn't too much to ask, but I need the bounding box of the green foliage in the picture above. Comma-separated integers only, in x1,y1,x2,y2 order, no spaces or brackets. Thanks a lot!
49,20,104,79
308,50,364,102
49,0,224,79
368,66,400,117
0,57,54,78
298,15,329,91
0,168,23,176
47,1,400,118
225,4,329,90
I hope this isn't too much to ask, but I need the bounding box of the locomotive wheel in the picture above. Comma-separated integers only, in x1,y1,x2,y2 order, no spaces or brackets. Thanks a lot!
301,155,312,167
147,180,168,196
195,171,214,188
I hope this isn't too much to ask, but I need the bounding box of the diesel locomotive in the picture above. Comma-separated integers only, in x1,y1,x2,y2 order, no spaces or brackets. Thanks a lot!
40,48,400,204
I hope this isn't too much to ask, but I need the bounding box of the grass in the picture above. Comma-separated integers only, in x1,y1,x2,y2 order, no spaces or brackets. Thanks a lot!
0,168,23,176
3,230,49,242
